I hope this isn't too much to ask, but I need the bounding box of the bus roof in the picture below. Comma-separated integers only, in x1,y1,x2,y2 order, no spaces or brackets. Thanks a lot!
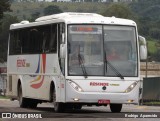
10,12,136,30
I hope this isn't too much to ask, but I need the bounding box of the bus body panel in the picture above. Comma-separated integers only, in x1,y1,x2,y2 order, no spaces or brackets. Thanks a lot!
65,80,140,104
7,54,63,101
65,79,139,92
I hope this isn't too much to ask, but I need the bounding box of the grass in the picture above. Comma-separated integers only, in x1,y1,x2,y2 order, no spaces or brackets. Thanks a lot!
143,101,160,105
147,40,158,54
0,95,9,99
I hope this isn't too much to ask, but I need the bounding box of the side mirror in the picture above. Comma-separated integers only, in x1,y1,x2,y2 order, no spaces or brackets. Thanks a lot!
139,36,147,60
60,44,66,59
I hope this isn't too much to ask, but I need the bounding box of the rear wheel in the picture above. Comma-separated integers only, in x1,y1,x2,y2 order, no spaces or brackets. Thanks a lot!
73,105,82,110
18,84,28,108
110,104,122,113
28,99,38,108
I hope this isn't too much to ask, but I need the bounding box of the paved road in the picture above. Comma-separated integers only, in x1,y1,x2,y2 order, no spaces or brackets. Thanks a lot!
0,100,160,121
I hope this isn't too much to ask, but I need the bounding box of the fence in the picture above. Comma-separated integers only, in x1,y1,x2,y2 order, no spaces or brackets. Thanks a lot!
140,62,160,76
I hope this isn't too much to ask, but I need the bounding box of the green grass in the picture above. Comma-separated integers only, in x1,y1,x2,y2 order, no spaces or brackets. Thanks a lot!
143,101,160,105
0,95,9,99
147,40,158,54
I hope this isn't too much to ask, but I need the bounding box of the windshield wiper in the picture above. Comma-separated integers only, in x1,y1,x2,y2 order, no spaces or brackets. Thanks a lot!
78,54,88,78
104,52,124,79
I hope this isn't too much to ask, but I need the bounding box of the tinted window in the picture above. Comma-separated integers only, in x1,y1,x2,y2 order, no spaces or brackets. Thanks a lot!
9,24,58,55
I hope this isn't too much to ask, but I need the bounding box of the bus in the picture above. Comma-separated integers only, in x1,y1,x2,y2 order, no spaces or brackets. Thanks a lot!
7,12,147,113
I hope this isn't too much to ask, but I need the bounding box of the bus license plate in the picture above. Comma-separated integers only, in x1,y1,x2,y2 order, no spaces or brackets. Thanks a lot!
98,100,110,104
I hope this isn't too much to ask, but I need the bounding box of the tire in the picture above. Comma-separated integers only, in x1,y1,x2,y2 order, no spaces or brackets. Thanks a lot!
18,84,28,108
110,104,122,113
28,99,38,109
52,87,64,113
73,105,82,110
54,102,64,112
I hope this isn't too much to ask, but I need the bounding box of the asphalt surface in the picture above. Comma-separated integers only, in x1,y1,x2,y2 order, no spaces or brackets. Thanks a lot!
0,99,160,121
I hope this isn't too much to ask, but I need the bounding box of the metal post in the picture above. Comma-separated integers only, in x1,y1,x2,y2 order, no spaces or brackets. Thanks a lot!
145,42,148,78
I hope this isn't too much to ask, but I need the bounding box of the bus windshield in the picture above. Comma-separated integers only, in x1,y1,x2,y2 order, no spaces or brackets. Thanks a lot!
68,25,138,77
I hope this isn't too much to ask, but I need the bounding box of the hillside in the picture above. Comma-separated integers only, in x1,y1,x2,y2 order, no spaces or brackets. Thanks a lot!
1,1,160,61
9,2,108,20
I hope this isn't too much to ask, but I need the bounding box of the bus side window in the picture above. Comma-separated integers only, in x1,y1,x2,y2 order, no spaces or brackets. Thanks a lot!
21,29,30,54
42,32,48,53
9,31,15,55
30,28,38,53
9,30,22,55
49,24,57,53
41,25,54,53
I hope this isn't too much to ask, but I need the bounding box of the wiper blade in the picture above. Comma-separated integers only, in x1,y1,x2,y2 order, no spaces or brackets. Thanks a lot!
106,60,124,79
78,54,88,78
104,53,124,79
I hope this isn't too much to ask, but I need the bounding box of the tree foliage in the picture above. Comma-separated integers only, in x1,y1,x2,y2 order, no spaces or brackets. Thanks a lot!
0,14,18,61
102,3,134,19
1,1,160,61
43,5,63,16
0,0,11,20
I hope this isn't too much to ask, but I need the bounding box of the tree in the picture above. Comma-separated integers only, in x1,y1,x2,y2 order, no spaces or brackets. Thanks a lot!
0,0,11,20
102,3,134,19
43,5,63,16
0,14,18,61
29,12,40,22
149,28,160,40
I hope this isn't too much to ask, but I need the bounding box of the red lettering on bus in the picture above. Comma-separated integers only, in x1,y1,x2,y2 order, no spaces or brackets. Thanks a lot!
90,82,109,86
17,59,26,67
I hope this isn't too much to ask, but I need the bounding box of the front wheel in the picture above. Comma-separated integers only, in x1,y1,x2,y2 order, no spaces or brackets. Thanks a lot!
110,104,122,113
52,87,64,112
54,102,64,112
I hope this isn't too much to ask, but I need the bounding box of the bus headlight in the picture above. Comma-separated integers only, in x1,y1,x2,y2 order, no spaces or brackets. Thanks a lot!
124,82,138,93
68,80,83,92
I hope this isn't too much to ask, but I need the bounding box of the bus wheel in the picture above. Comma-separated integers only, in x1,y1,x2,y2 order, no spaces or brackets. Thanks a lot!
52,88,64,113
110,104,122,113
74,105,82,110
18,84,28,108
28,99,38,108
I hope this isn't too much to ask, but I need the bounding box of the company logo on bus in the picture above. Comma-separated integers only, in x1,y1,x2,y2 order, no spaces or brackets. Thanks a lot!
17,59,30,67
17,59,26,67
90,82,109,86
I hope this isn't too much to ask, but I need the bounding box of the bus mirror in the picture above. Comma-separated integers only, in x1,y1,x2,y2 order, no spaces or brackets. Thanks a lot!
60,44,66,59
139,36,147,60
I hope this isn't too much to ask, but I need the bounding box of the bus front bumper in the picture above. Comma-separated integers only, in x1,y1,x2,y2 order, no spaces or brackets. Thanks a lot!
65,82,140,104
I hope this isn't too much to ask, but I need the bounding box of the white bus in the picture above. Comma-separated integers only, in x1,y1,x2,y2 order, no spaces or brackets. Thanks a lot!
7,12,147,113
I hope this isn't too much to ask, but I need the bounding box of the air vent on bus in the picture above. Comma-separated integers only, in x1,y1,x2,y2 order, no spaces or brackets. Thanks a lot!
20,21,29,24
